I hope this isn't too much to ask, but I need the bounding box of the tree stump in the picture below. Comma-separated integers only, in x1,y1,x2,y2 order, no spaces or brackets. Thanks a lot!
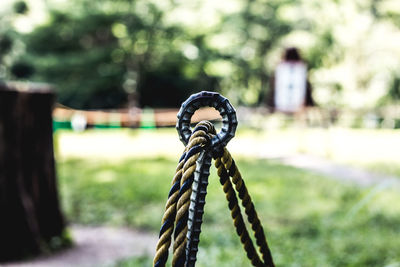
0,82,67,262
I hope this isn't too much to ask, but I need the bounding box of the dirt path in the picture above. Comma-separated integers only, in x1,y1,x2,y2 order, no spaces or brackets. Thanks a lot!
278,154,400,187
4,225,157,267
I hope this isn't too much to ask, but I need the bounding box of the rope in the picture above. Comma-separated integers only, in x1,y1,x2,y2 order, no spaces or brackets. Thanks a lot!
215,149,275,267
153,121,274,267
185,121,215,266
154,122,211,267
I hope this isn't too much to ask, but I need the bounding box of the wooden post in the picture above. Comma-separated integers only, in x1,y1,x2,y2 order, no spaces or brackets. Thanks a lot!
0,82,67,261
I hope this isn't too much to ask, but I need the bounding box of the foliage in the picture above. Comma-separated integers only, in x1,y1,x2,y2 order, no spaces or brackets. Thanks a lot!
13,1,28,15
1,0,400,109
366,163,400,178
58,155,400,266
388,76,400,101
12,0,221,109
0,2,25,80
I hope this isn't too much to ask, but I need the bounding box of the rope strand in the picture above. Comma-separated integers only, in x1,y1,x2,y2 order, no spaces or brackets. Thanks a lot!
215,157,264,266
220,148,275,267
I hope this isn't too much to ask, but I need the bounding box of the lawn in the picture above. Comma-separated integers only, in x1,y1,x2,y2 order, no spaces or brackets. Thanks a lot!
55,127,400,178
57,155,400,267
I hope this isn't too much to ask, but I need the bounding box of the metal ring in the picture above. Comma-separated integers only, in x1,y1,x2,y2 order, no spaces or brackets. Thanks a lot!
176,91,237,155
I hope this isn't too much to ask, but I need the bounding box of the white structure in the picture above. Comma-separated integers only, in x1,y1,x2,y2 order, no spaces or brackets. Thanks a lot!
274,62,307,113
71,112,87,132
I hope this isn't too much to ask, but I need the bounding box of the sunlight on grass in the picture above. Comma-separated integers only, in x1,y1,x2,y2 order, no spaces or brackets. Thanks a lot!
57,156,400,266
55,128,400,180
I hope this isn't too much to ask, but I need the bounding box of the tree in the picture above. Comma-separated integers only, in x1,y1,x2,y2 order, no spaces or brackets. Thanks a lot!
0,83,70,262
9,0,400,109
0,1,32,81
21,0,219,109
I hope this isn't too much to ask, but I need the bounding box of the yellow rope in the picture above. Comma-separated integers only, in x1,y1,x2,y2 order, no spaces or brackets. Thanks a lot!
153,149,185,266
217,148,274,267
215,156,264,266
154,122,212,267
154,121,274,267
172,153,197,265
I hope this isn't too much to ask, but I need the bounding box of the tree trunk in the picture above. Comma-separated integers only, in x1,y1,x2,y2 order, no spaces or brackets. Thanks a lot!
0,82,66,262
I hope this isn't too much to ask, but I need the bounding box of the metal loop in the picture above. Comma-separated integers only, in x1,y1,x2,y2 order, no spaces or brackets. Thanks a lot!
176,91,237,155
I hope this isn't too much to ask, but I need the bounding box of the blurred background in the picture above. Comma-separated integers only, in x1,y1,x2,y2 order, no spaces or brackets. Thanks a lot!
1,0,400,266
2,0,400,113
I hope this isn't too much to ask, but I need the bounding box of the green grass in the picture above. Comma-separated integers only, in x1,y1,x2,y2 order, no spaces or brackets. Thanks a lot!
357,161,400,178
57,156,400,266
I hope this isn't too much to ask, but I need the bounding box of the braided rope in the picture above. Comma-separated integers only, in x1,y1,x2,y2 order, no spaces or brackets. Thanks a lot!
153,149,186,267
172,129,210,266
154,121,274,267
154,149,185,267
214,157,264,266
186,122,215,266
154,122,211,267
172,149,197,266
219,148,275,267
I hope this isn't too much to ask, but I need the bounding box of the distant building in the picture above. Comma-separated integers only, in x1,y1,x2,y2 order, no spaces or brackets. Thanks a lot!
266,47,315,113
